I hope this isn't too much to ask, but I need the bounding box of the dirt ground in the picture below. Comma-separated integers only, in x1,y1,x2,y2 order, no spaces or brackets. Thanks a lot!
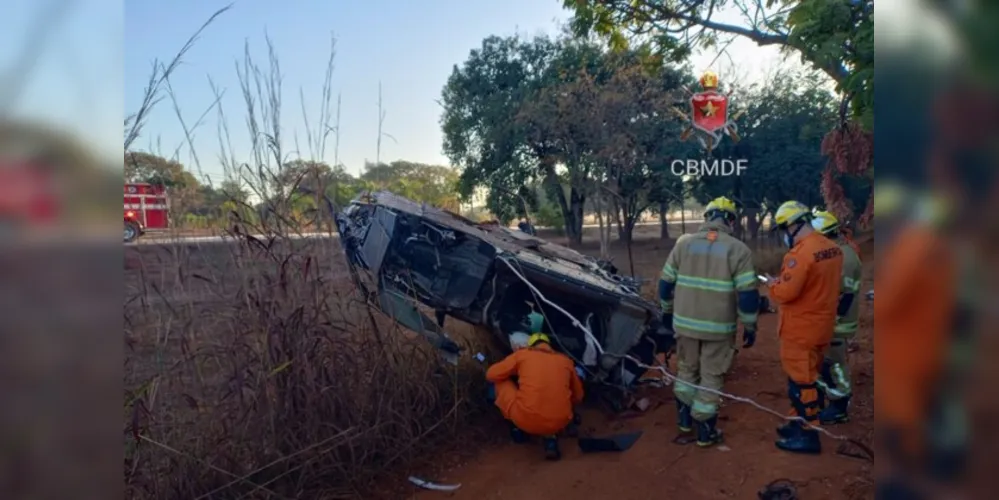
401,230,875,500
125,222,874,499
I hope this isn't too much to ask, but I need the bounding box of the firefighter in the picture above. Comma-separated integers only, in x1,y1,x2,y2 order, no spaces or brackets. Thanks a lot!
766,201,843,454
485,331,584,461
659,196,759,447
810,210,863,424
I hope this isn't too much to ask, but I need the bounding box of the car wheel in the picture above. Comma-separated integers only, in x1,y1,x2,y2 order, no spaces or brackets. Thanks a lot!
124,221,140,243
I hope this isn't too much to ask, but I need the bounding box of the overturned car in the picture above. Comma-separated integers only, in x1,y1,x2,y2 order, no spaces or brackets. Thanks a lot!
335,191,675,405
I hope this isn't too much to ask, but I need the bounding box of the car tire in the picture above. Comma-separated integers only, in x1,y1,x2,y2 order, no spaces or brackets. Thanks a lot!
124,220,140,243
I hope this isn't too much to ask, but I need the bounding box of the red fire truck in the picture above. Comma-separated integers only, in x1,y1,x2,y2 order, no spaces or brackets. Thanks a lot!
124,182,169,242
0,161,60,230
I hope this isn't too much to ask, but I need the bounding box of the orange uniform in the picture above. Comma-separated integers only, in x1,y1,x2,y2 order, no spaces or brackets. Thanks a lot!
875,224,955,457
769,231,844,420
486,343,584,436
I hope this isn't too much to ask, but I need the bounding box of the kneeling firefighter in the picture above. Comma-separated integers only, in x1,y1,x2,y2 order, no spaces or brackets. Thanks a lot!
485,317,584,461
810,210,863,425
659,196,760,447
766,201,843,454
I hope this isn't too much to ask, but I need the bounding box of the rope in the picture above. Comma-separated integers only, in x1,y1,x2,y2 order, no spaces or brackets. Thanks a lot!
496,253,853,443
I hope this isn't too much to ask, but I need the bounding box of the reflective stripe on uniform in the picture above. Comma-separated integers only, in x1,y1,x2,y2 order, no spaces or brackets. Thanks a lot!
675,274,735,293
673,314,737,334
834,321,859,334
843,276,862,293
738,311,758,326
673,379,696,402
660,299,673,313
734,271,757,290
662,263,678,281
817,363,851,399
691,399,718,419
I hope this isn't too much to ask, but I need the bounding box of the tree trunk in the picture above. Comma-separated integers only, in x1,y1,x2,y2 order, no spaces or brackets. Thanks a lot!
568,187,586,246
540,158,581,245
680,196,687,235
745,206,761,241
659,202,670,240
594,193,610,259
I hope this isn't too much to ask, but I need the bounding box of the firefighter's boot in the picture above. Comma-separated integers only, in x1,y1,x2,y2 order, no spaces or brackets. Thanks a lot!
819,396,851,425
509,422,527,444
695,416,724,447
676,400,693,433
543,436,561,461
776,420,795,438
775,421,822,454
565,411,582,438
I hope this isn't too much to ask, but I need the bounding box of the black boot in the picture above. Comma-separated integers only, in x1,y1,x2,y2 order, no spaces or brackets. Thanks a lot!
818,396,850,425
543,436,561,460
776,420,795,438
696,416,724,447
509,422,527,444
676,400,693,433
775,421,822,454
565,412,582,438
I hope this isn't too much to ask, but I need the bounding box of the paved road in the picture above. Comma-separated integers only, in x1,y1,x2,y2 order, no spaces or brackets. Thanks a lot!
129,219,705,246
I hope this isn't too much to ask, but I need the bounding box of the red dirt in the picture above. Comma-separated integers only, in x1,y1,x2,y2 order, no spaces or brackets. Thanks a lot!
403,244,875,500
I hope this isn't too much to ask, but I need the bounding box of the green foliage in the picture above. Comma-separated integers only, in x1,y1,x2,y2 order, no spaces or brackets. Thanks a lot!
534,202,564,231
690,69,839,213
563,0,874,130
124,150,463,230
360,161,461,211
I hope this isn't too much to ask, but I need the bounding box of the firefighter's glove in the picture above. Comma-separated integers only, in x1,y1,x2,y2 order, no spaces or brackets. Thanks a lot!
742,327,757,348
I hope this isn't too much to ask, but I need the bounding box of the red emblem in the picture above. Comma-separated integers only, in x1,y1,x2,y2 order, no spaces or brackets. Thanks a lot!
691,91,729,134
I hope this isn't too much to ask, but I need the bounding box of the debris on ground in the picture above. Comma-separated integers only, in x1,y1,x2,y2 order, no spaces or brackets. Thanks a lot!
632,397,652,412
578,431,644,453
757,479,798,500
408,476,461,492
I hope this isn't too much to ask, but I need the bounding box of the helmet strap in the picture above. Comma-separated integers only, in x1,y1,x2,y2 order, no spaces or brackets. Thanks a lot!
785,221,806,247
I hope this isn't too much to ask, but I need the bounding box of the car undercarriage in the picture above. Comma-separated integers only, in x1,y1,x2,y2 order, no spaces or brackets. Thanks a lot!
335,191,676,408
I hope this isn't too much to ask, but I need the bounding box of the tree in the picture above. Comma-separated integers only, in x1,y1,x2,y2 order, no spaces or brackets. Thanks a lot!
441,34,598,245
124,150,202,216
564,0,874,224
360,161,461,211
687,69,839,238
563,0,873,129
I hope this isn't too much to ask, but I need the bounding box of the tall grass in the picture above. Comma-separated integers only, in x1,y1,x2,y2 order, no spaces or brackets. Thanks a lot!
124,13,496,498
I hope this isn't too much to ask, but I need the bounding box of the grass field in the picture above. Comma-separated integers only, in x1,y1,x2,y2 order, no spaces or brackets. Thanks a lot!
123,221,873,499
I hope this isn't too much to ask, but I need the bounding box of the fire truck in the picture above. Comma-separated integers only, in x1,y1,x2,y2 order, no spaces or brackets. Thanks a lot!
0,161,60,230
124,182,169,242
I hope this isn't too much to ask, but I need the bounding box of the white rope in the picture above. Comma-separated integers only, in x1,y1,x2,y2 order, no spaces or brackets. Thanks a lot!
498,255,605,355
496,253,852,442
623,354,852,442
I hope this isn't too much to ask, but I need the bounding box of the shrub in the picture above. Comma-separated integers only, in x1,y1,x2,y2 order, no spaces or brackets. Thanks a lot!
124,237,494,498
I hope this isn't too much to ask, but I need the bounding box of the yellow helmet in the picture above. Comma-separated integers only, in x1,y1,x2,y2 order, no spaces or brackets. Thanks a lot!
704,196,738,220
810,209,840,235
774,200,811,228
874,182,909,217
528,333,550,347
700,70,719,90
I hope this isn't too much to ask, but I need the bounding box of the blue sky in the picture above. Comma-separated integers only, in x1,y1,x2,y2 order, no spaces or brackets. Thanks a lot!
121,0,808,186
125,0,572,184
4,0,122,162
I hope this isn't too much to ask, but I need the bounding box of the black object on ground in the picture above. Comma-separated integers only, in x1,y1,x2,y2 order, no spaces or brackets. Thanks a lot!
757,479,797,500
577,431,643,453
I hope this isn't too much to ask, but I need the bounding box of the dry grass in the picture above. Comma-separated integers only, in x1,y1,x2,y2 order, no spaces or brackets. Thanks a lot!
123,19,505,497
124,235,498,499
